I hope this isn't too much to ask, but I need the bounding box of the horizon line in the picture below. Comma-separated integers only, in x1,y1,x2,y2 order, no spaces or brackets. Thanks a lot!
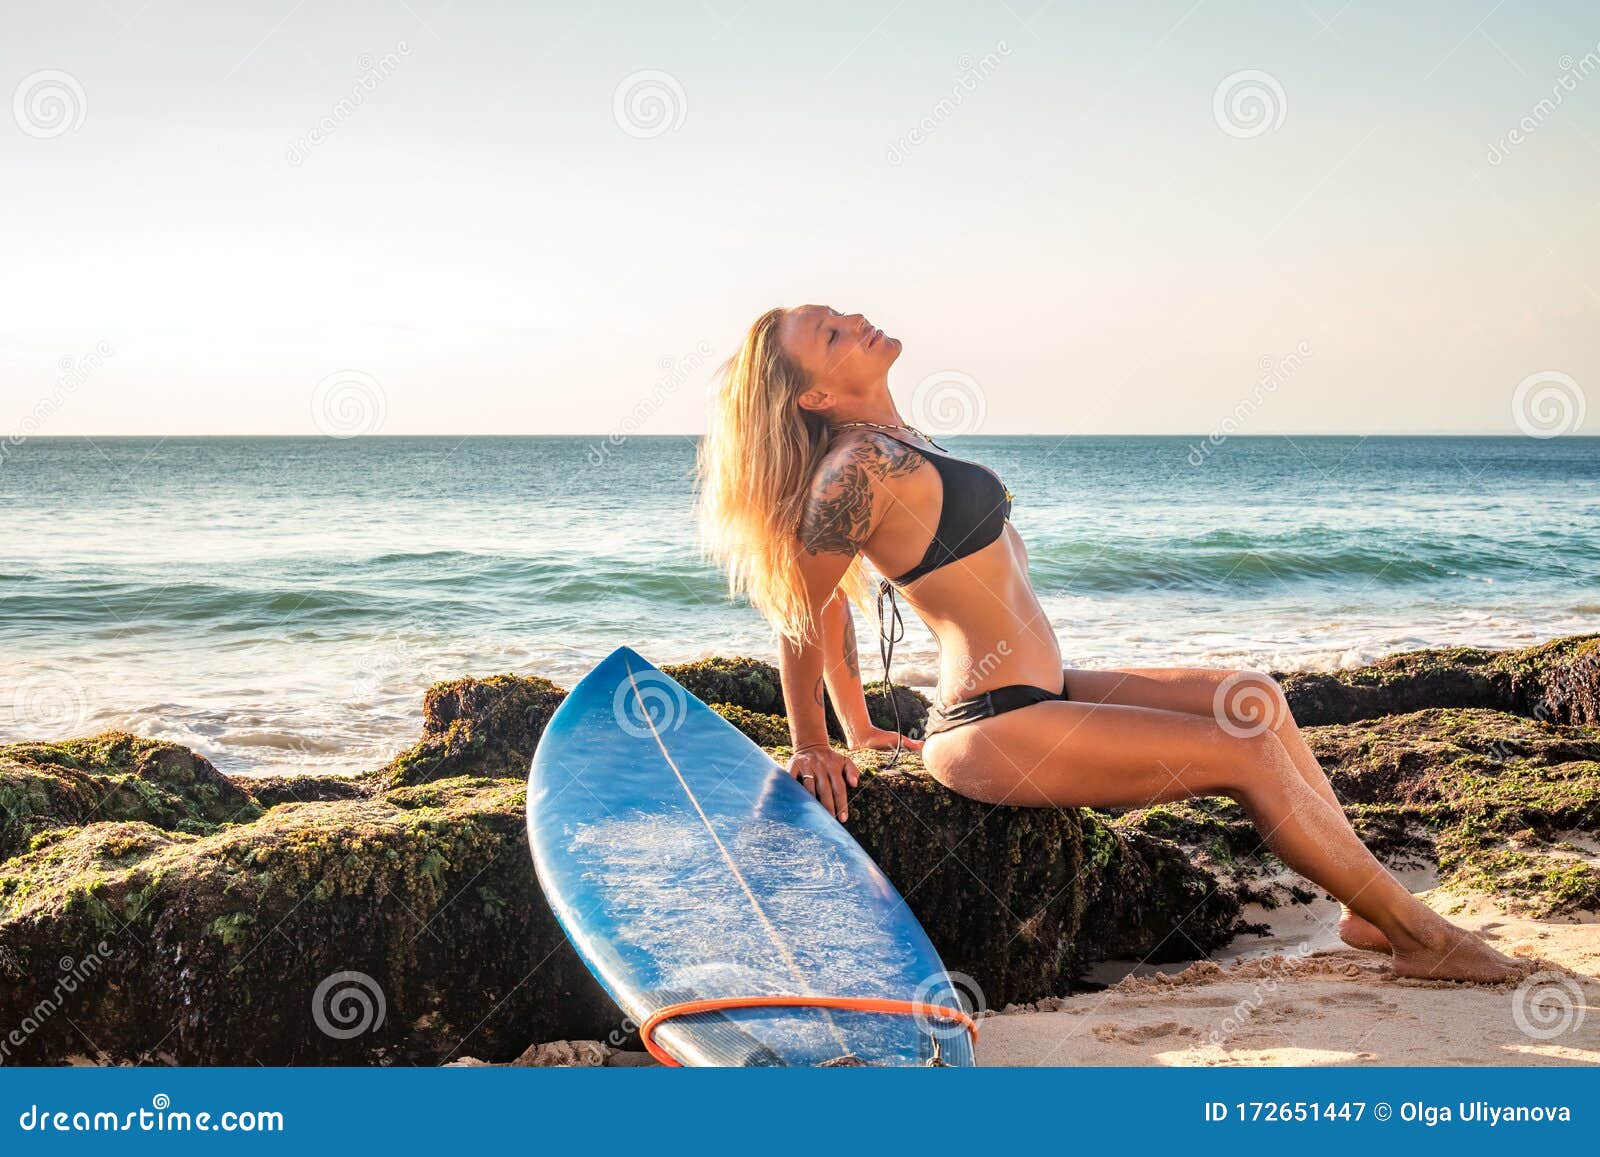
13,431,1597,440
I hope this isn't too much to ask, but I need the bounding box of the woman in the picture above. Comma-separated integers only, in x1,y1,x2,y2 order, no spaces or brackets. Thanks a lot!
695,304,1527,983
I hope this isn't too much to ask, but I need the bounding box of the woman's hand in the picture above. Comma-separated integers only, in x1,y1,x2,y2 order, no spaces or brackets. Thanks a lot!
848,725,924,754
787,744,860,822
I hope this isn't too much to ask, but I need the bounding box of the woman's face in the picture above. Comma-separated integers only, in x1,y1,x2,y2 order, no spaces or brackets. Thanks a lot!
777,305,902,404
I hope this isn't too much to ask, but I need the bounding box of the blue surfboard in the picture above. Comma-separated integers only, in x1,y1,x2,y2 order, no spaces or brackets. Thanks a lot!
526,646,977,1066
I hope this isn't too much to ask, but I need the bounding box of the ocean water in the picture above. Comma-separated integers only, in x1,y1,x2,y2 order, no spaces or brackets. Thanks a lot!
2,435,1596,776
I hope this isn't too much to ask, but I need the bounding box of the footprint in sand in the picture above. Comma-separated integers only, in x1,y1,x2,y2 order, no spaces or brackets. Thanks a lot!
1092,1021,1201,1044
1313,991,1396,1008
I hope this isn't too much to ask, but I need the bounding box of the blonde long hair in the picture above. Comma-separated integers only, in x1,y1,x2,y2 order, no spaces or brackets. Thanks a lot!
695,308,875,645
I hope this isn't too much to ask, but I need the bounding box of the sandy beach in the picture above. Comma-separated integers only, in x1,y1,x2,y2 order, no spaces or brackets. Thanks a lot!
976,888,1599,1067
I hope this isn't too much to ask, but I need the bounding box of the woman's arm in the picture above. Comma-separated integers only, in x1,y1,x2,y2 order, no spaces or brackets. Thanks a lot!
777,441,897,820
819,593,872,745
776,624,855,819
819,593,924,752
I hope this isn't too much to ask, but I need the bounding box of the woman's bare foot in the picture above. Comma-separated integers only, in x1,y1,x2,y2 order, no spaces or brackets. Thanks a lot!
1389,922,1530,983
1337,908,1391,954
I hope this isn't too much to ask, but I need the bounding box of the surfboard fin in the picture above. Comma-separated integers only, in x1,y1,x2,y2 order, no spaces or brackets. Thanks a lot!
642,989,787,1067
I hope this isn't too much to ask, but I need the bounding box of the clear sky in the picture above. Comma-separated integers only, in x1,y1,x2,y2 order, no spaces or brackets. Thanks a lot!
3,1,1597,435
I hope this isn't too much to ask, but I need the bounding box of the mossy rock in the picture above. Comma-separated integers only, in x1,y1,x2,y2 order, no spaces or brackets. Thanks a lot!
863,681,931,739
662,656,783,715
0,780,609,1064
1435,835,1600,918
379,674,567,788
843,748,1237,996
0,733,261,864
5,634,1596,1063
709,704,791,747
239,774,370,810
1278,633,1600,726
0,754,1234,1063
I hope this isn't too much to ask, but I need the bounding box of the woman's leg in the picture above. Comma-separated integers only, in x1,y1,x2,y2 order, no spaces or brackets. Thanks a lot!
922,697,1526,981
1061,665,1390,951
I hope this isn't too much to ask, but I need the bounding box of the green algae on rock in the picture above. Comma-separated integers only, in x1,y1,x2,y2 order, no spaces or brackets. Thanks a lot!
708,704,792,747
0,780,613,1065
662,656,784,715
238,774,371,810
378,673,567,788
0,733,261,863
1278,633,1600,726
0,750,1232,1063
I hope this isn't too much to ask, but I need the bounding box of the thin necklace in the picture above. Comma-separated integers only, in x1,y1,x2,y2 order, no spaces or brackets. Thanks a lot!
832,419,934,441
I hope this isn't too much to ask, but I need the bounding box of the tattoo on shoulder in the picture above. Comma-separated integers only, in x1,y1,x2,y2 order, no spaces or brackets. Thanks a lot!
798,435,925,556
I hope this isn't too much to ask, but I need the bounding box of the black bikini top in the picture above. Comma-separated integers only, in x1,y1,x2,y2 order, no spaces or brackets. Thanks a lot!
874,431,1013,586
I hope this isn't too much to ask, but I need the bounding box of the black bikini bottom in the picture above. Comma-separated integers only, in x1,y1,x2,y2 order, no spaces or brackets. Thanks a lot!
922,676,1069,737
